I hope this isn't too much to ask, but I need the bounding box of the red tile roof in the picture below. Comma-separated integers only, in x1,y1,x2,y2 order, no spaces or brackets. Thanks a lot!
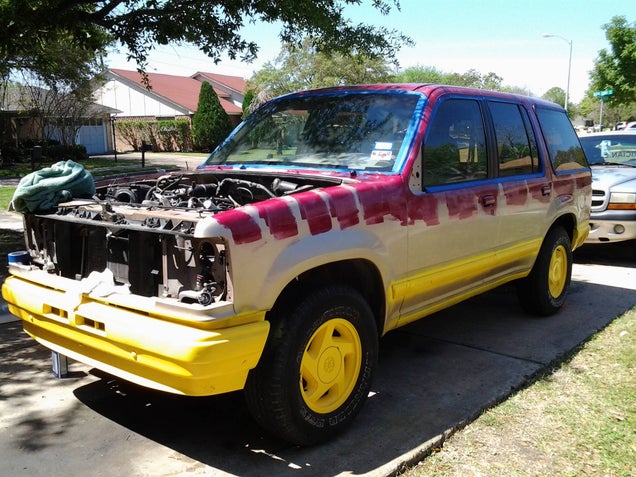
109,69,242,115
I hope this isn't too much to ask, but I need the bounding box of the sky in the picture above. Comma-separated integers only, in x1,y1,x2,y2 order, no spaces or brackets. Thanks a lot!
105,0,634,103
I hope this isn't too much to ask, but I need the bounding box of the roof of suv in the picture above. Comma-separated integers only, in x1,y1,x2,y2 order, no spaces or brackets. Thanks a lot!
284,84,563,109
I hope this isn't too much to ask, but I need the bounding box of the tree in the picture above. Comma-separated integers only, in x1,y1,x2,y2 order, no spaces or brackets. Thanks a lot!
542,87,579,118
1,0,411,80
191,82,233,151
0,4,110,82
542,87,566,107
242,89,255,119
248,37,397,99
394,66,511,92
589,16,636,106
394,66,447,84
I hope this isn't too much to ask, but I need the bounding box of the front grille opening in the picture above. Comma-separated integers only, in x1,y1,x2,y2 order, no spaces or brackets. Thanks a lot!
77,316,106,332
50,307,68,319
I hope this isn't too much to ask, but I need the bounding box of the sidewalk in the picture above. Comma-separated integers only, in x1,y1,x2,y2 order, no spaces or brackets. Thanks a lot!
94,151,207,170
0,209,23,231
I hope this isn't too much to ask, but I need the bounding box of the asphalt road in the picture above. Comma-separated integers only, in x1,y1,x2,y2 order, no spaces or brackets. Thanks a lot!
1,243,634,477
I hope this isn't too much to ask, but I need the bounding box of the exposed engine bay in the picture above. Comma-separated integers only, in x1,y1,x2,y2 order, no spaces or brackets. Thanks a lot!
21,171,341,306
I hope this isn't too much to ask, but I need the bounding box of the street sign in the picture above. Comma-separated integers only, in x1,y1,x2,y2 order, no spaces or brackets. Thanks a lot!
593,89,614,98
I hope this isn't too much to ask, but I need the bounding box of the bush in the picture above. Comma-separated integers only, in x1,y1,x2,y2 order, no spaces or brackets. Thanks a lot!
44,144,88,162
0,144,25,167
192,82,233,151
116,119,193,152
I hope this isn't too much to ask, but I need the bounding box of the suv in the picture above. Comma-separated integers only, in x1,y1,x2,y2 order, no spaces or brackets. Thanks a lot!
579,130,636,251
3,84,591,445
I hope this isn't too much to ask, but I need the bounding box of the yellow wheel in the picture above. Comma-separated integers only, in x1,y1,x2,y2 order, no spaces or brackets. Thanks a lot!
517,226,572,316
245,286,378,445
300,318,362,414
548,244,568,299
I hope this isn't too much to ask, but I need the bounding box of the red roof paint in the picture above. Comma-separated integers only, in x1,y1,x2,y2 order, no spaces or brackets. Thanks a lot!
109,69,243,115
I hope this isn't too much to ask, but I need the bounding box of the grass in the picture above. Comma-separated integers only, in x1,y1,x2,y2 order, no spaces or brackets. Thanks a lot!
0,154,184,180
401,306,636,477
0,156,124,179
0,186,15,211
0,155,184,212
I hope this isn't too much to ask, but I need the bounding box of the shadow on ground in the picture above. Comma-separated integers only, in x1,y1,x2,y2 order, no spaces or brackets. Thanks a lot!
1,244,634,477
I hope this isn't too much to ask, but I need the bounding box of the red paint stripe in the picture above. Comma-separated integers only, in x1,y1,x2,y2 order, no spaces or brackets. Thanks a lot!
357,183,390,225
254,198,299,239
326,187,360,229
214,209,263,244
502,181,528,206
297,192,333,235
554,177,574,196
407,193,440,225
445,189,478,219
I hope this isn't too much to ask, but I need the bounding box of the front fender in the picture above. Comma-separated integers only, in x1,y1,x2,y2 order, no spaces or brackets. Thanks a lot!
255,227,393,309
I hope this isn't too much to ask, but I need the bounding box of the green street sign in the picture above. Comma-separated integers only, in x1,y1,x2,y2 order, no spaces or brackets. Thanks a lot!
593,89,614,98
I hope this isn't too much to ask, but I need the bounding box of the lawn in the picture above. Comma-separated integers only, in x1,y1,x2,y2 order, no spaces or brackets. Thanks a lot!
401,306,636,477
0,186,15,211
0,156,123,179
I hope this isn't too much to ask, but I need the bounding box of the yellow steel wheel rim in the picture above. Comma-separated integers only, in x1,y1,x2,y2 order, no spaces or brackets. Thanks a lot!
548,244,568,298
299,318,362,414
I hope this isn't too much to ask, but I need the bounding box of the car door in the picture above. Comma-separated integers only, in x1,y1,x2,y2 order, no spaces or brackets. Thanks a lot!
485,100,551,275
398,97,500,325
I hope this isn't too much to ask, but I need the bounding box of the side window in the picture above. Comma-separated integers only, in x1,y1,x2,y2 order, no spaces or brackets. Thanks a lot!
489,101,539,176
536,108,588,172
423,99,487,187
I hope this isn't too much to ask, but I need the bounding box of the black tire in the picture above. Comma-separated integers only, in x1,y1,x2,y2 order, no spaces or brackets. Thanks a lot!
244,285,378,445
517,226,572,316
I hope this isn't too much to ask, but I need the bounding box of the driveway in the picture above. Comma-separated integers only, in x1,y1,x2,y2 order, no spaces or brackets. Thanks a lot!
1,243,634,477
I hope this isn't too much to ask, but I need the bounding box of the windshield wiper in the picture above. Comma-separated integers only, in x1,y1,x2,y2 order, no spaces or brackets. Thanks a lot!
594,161,635,167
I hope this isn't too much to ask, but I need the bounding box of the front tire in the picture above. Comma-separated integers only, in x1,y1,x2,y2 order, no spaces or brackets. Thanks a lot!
245,286,378,445
517,226,572,316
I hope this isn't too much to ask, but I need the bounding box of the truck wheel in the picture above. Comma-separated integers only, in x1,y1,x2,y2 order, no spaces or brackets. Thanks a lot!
245,286,378,445
517,226,572,316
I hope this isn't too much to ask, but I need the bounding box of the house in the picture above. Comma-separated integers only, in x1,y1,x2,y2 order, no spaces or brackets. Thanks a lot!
0,84,119,157
93,69,246,152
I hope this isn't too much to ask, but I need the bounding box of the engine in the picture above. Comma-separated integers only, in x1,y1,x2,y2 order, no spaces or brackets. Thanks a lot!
101,172,318,210
21,171,339,307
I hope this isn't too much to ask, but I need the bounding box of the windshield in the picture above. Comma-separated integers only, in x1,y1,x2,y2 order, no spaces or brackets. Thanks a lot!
579,134,636,166
203,92,421,172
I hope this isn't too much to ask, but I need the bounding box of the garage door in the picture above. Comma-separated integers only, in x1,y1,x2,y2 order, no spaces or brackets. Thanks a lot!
78,125,107,155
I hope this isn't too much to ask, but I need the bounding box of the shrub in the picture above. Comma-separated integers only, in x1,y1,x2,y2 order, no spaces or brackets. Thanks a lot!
44,144,88,162
116,119,193,152
192,82,233,151
0,145,22,167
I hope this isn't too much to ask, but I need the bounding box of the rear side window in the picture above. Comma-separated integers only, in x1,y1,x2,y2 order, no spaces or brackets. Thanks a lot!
536,108,588,172
488,101,539,176
423,99,487,187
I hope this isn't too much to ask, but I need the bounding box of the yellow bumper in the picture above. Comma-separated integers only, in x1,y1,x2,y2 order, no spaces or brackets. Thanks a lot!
2,275,270,396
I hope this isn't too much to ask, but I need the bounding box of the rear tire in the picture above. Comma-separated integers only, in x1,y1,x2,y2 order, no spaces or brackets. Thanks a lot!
517,226,572,316
245,286,378,445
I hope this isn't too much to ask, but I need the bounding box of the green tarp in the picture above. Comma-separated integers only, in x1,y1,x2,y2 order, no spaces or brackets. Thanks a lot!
11,160,96,213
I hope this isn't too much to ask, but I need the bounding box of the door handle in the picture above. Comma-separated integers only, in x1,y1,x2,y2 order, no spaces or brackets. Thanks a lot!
541,185,551,196
480,194,496,207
